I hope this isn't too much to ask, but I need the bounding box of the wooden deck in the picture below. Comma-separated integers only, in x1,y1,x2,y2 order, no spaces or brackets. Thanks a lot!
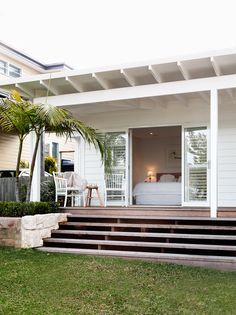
60,206,236,218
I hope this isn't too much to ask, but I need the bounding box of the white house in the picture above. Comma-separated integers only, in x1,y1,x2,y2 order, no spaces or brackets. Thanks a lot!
1,48,236,218
0,41,76,171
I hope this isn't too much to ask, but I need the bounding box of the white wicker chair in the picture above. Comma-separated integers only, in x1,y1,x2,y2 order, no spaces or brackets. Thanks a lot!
54,176,68,207
53,171,86,207
104,174,127,207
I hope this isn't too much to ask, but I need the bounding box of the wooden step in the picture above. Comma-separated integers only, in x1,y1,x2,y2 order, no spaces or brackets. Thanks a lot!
67,214,236,222
62,206,210,217
61,221,236,231
36,247,236,270
44,238,236,252
52,229,236,240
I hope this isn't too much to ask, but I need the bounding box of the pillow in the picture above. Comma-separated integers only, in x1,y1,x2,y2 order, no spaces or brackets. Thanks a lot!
159,174,176,182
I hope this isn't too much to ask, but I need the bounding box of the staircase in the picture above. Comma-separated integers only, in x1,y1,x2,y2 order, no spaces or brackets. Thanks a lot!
37,212,236,270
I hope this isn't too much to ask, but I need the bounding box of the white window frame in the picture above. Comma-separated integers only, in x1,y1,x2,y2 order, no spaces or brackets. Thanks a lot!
0,59,22,78
181,123,210,207
8,63,22,78
0,60,7,75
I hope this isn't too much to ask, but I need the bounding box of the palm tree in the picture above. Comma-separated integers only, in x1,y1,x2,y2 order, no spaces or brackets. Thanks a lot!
0,91,106,202
0,91,34,201
25,102,106,201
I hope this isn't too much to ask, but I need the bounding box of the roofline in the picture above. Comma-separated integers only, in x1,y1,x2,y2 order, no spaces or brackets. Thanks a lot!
0,40,73,71
1,46,236,86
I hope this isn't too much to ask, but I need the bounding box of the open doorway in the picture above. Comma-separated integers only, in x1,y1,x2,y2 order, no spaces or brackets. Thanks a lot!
131,126,182,206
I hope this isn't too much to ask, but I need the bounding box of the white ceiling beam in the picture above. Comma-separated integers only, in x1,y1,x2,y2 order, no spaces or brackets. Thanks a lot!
92,73,110,89
210,57,234,99
148,65,163,83
65,77,84,92
40,80,58,96
31,73,236,107
120,69,136,86
15,83,34,98
177,61,190,80
211,57,222,76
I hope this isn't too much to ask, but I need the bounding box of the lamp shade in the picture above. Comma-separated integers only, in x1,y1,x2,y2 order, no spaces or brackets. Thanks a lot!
147,170,153,177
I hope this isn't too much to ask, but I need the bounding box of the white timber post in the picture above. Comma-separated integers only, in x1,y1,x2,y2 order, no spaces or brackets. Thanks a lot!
74,136,80,174
30,132,41,201
210,89,218,217
74,134,85,177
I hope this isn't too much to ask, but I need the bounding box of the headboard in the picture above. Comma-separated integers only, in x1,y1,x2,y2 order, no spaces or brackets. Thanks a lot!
156,172,181,182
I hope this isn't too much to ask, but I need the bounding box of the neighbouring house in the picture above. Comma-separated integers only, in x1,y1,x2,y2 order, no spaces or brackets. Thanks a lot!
0,41,76,172
1,47,236,218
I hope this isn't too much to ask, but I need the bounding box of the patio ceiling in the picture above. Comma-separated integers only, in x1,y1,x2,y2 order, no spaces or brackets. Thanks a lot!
1,48,236,100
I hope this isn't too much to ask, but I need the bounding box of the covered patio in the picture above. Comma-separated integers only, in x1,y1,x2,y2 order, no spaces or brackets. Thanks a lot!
1,48,236,218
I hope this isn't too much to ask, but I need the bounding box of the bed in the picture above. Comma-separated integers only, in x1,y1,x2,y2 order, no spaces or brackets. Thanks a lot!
133,173,181,205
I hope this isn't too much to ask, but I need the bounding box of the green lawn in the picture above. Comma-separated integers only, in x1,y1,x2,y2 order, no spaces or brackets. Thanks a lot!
0,248,236,315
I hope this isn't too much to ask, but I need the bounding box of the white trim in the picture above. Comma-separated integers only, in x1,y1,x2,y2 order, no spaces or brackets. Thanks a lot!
124,131,129,207
181,126,185,207
128,129,133,206
210,89,218,217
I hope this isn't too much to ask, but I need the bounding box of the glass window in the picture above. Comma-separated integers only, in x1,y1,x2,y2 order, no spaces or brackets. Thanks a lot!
9,64,22,77
52,142,59,160
103,132,126,176
0,60,7,75
184,127,208,202
44,143,50,156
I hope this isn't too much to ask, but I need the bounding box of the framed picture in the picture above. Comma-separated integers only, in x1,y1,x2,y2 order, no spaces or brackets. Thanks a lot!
166,145,181,168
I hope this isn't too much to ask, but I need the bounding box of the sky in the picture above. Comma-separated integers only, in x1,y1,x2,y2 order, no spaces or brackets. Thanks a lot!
1,0,236,70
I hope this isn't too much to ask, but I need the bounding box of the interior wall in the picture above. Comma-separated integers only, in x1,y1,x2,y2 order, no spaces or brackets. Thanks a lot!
132,128,181,187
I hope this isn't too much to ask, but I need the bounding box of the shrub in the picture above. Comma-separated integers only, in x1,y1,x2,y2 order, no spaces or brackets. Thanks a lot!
41,180,55,202
45,156,57,174
0,202,59,217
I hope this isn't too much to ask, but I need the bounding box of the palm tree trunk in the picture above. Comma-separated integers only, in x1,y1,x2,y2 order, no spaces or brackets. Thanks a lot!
15,138,23,202
26,134,41,202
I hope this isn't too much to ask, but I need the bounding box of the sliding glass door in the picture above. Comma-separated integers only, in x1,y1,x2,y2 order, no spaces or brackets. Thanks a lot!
184,127,208,205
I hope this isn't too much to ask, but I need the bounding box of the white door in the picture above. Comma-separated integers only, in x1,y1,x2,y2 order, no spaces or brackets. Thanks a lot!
183,126,208,206
104,131,128,205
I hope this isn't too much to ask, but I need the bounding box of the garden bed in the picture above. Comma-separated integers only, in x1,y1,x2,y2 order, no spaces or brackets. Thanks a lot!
0,201,67,248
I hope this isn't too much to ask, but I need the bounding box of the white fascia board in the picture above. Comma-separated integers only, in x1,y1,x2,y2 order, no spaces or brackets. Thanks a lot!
34,73,236,106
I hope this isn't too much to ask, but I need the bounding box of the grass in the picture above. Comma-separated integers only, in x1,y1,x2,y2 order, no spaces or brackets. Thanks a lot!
0,248,236,315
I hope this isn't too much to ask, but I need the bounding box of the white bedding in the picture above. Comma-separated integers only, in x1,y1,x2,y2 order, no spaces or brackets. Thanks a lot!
133,182,181,205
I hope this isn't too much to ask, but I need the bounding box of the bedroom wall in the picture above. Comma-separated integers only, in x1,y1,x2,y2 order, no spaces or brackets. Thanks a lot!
132,129,181,187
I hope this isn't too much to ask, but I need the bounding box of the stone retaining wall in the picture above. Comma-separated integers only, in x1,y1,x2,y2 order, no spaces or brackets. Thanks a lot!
0,213,67,248
0,217,21,247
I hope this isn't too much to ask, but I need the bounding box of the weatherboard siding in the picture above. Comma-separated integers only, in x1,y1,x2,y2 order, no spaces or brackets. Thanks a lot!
218,111,236,206
84,142,104,205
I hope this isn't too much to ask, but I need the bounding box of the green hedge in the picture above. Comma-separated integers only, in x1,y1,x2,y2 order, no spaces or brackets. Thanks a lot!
0,202,59,217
